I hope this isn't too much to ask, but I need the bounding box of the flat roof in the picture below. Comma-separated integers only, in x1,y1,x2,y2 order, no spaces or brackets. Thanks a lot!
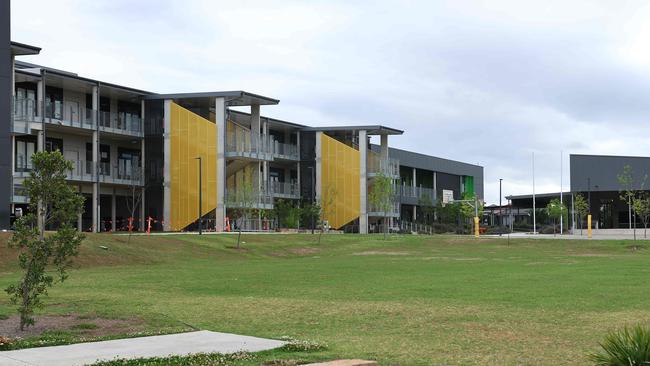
506,192,570,200
229,110,306,129
11,41,41,56
145,91,279,106
301,125,403,136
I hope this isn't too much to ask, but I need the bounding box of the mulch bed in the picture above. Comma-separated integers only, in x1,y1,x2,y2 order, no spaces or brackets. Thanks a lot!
0,314,144,339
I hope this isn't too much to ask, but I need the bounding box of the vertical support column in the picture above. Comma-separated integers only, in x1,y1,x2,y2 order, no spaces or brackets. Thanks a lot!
111,188,116,232
380,135,388,160
140,100,146,231
36,80,44,150
92,85,99,232
359,130,368,234
262,118,268,193
162,99,171,231
215,97,226,232
315,132,322,201
250,105,261,191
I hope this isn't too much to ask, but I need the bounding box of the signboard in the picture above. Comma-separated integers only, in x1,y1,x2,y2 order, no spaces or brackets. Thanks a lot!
442,190,454,205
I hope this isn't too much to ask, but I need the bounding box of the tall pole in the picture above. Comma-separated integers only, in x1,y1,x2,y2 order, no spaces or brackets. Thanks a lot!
560,150,564,235
532,152,536,234
308,166,315,234
196,157,202,235
499,178,502,236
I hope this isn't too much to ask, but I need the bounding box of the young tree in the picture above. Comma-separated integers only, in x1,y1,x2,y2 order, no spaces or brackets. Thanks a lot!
546,198,565,236
618,165,646,241
228,180,257,248
459,192,484,235
633,192,650,239
319,186,337,243
6,151,85,330
573,193,589,236
368,173,396,239
418,193,435,225
124,164,144,242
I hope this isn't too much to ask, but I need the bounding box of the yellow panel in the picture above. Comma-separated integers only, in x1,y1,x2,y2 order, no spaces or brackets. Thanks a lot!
320,134,360,229
170,102,217,231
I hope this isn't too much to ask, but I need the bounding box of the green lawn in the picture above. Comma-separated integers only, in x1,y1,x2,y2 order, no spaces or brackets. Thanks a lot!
1,233,649,365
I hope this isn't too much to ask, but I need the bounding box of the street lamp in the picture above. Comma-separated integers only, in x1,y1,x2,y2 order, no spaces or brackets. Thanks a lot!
499,178,503,235
307,166,315,234
195,157,202,235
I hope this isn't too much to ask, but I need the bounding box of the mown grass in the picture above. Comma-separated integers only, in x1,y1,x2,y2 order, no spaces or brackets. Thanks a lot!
1,233,649,365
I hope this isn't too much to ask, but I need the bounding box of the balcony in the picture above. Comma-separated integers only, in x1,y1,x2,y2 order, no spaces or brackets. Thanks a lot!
12,97,39,134
225,131,274,161
14,159,143,186
226,187,274,209
43,100,96,131
368,200,400,218
269,181,300,198
398,185,435,201
272,141,299,160
368,153,400,178
98,110,142,136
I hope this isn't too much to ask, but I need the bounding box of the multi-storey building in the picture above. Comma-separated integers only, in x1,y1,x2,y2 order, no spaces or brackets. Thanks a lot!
2,37,483,233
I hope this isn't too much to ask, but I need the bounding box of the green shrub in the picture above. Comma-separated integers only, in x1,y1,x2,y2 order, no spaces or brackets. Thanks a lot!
590,324,650,365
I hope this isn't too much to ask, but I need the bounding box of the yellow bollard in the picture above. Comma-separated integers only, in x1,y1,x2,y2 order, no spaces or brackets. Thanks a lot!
474,216,479,238
587,214,592,239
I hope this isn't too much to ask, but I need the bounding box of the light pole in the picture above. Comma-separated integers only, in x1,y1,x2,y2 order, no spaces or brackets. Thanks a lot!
195,157,202,235
308,166,315,234
499,178,503,234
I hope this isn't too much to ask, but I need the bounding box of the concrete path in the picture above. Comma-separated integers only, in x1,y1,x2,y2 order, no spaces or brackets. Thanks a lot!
0,330,285,366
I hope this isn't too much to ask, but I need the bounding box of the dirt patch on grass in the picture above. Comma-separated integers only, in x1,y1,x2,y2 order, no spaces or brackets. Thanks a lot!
0,314,144,339
271,247,320,257
354,251,411,256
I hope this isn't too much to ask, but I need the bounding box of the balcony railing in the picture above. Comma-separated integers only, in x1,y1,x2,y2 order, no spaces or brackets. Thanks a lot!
368,154,400,177
12,97,142,136
225,131,274,160
226,187,273,209
269,181,300,198
16,159,142,186
368,200,400,217
272,141,299,160
99,111,142,135
398,184,435,201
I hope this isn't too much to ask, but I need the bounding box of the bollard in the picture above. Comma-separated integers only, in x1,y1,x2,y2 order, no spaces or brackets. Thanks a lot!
474,216,479,238
587,214,592,239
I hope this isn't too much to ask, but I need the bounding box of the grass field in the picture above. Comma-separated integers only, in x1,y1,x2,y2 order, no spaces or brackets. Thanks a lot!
1,232,649,365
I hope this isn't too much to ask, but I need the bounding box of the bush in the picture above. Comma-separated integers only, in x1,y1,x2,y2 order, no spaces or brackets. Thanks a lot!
590,324,650,365
484,226,512,235
432,223,458,234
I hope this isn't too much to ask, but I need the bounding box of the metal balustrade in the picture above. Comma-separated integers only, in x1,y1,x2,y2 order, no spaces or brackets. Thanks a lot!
12,97,142,136
269,181,300,198
225,130,274,160
368,153,400,177
368,200,400,217
272,141,299,160
397,184,435,200
15,159,142,186
225,187,274,209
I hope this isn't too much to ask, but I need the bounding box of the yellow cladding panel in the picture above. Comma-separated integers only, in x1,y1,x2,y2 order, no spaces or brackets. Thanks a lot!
320,134,360,229
170,102,217,231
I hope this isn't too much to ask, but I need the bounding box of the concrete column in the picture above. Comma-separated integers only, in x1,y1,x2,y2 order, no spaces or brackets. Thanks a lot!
413,205,417,222
92,85,99,232
111,188,116,232
36,80,43,119
296,132,301,190
262,119,268,192
380,134,389,160
315,132,322,201
359,130,368,234
162,100,171,231
140,101,146,231
215,97,226,232
250,105,261,191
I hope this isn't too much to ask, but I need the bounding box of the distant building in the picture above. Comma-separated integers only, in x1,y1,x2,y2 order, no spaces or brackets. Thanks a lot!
507,154,650,229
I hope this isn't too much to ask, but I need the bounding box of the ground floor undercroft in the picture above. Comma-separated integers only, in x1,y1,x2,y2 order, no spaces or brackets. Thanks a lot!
11,183,145,232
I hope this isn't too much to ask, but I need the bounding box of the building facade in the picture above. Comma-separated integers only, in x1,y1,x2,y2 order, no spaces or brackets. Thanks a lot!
508,154,650,230
3,40,484,233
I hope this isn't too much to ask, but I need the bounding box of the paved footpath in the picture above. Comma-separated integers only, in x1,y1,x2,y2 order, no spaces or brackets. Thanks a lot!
0,330,285,366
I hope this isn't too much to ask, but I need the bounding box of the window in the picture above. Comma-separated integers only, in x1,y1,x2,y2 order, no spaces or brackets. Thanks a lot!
118,148,140,180
15,136,36,172
45,137,63,153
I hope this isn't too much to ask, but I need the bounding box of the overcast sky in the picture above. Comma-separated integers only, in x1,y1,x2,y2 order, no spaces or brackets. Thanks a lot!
11,1,650,204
